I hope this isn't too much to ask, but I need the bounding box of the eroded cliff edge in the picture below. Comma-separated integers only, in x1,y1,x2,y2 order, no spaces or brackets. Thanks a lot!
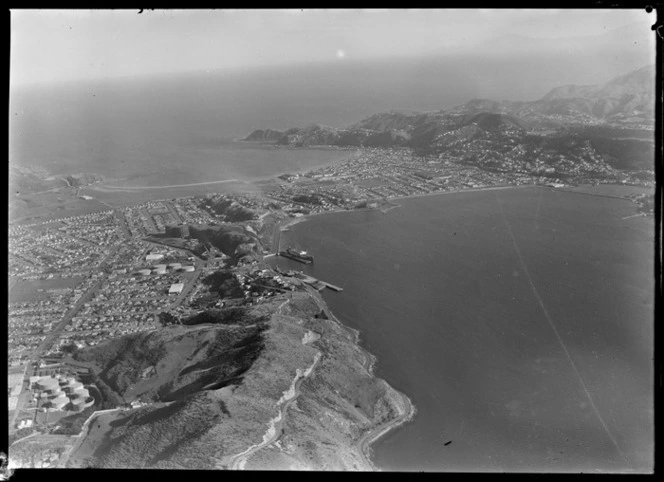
62,282,415,470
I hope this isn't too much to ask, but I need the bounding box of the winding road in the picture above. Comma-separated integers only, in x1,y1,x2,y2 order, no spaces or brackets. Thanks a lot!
228,351,321,470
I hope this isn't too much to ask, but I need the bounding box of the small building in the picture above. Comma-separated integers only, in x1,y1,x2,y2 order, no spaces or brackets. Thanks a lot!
181,266,195,273
17,419,33,429
169,283,184,295
146,253,164,262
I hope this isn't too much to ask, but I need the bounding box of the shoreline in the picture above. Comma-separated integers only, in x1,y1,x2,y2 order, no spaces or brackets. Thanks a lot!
93,178,247,191
266,187,541,467
275,184,535,232
304,286,417,471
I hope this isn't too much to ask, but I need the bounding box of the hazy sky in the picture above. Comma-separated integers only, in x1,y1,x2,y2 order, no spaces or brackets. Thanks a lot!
10,9,655,86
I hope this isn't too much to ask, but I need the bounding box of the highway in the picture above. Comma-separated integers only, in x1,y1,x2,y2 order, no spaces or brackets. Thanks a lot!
169,261,205,309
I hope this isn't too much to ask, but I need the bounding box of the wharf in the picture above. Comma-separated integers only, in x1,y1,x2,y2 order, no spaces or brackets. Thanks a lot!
278,251,313,264
321,282,343,292
294,273,343,292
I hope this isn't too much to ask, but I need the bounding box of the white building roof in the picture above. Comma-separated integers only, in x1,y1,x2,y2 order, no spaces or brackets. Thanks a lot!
169,283,185,294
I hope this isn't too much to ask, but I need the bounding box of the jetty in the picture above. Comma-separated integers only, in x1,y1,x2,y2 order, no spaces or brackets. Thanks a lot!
293,272,343,292
320,281,344,292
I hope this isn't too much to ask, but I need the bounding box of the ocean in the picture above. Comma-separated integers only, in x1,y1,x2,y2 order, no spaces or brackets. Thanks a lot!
9,49,652,186
269,186,654,472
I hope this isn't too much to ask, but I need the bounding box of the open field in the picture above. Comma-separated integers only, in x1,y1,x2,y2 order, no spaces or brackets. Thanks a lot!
9,276,86,303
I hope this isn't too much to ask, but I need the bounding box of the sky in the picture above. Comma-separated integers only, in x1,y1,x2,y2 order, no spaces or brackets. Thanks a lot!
10,9,655,87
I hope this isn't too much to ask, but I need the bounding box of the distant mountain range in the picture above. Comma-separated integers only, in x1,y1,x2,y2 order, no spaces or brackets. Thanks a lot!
244,65,655,153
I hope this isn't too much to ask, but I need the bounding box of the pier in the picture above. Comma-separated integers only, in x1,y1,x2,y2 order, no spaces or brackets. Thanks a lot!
321,281,343,292
294,273,343,292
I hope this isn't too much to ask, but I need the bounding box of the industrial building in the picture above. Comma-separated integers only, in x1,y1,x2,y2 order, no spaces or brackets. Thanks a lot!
47,395,69,410
35,376,60,391
169,283,184,295
29,374,94,413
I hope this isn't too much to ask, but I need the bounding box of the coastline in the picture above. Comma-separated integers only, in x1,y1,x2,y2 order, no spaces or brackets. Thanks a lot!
276,183,534,232
265,186,541,466
263,184,553,468
295,278,417,471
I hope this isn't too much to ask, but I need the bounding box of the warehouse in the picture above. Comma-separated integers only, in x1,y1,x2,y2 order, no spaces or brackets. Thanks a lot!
169,283,184,295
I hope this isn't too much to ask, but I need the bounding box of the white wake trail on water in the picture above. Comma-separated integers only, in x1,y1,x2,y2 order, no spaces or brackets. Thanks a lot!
494,191,629,467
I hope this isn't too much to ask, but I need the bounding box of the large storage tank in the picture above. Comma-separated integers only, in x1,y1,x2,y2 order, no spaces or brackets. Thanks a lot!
64,381,84,394
49,395,69,410
36,377,59,391
70,387,90,400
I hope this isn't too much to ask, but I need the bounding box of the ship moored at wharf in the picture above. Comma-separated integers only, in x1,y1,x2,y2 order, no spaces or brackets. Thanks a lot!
278,247,314,264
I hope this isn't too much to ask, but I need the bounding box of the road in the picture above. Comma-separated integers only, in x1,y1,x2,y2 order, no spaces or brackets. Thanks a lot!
228,350,321,470
354,391,415,471
139,206,159,233
169,262,205,309
113,209,133,239
57,407,123,468
28,272,109,361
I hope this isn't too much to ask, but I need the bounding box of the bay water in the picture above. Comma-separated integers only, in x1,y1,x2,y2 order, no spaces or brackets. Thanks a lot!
270,186,653,472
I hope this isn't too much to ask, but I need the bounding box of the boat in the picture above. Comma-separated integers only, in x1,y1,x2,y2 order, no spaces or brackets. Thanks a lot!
278,247,314,264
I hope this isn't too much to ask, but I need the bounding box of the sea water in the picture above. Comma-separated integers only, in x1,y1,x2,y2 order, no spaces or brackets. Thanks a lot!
270,186,653,472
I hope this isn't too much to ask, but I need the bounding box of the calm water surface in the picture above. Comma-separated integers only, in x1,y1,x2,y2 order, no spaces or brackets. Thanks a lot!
270,186,653,472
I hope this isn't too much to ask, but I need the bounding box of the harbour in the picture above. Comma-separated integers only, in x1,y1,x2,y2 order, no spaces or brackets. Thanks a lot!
269,186,654,472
